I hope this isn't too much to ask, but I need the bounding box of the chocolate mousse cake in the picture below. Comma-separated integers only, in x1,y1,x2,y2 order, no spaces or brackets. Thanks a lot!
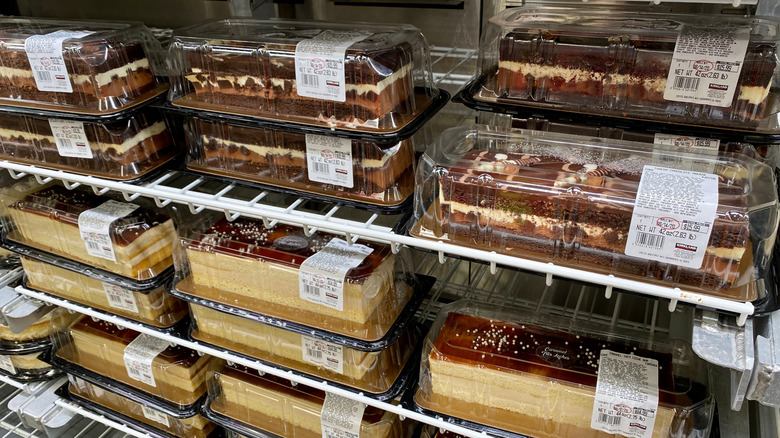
0,110,174,179
186,118,414,206
182,218,409,340
426,148,751,295
419,311,705,438
8,185,176,280
212,365,402,438
56,316,214,405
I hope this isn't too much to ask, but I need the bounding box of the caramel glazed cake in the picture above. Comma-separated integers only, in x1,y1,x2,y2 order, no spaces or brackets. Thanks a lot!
183,39,415,128
0,38,156,107
497,33,777,127
424,312,705,438
434,149,749,291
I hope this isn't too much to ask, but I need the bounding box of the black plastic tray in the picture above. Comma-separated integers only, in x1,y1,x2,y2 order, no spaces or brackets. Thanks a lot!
0,335,51,354
171,273,435,352
0,94,169,123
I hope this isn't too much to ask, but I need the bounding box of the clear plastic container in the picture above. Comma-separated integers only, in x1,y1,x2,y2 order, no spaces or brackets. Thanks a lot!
189,302,416,395
52,312,216,408
182,114,415,209
414,300,714,438
411,125,779,301
0,286,58,346
0,17,167,114
21,256,187,328
68,375,216,438
0,106,179,180
4,184,177,281
174,213,415,341
474,8,780,132
168,19,438,133
0,349,57,380
208,364,405,438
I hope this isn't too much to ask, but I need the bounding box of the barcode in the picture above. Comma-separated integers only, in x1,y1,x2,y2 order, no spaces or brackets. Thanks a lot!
85,241,100,250
599,414,622,426
107,293,123,306
303,284,321,297
58,139,72,149
672,76,700,92
312,162,329,174
635,232,665,249
127,366,142,379
301,74,319,87
306,347,323,359
35,71,51,82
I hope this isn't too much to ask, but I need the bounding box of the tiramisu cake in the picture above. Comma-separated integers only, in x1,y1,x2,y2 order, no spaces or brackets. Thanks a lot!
185,117,415,206
416,304,709,438
8,185,176,280
69,376,215,438
172,20,424,129
190,304,414,393
414,137,757,298
491,10,777,129
0,109,175,179
0,20,161,111
21,257,187,328
211,365,402,438
56,316,215,406
180,217,410,340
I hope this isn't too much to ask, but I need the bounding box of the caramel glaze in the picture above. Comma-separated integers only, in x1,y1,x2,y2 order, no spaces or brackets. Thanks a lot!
432,313,700,407
11,185,171,247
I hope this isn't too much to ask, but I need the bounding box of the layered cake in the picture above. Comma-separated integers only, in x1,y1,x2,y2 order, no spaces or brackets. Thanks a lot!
0,23,158,111
21,257,187,328
56,316,214,405
191,304,413,393
0,110,175,179
8,185,176,280
69,376,214,438
182,218,409,340
0,351,53,375
186,118,415,206
212,365,402,438
493,13,777,128
425,148,751,295
0,306,78,344
420,311,705,438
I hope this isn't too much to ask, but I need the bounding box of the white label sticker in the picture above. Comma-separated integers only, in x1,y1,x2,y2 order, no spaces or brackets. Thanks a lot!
321,393,365,438
299,238,373,312
102,282,139,314
625,166,718,269
591,350,659,438
302,335,344,375
78,200,139,262
652,134,720,173
663,25,750,108
295,31,372,102
24,30,95,93
0,355,15,374
48,119,92,158
141,405,171,428
122,334,169,387
306,134,354,188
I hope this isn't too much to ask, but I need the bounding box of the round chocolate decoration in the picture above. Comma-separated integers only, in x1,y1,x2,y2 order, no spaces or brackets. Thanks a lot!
273,235,310,252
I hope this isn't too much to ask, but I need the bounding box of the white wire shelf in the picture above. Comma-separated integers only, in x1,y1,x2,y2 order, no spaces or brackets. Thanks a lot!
0,161,757,324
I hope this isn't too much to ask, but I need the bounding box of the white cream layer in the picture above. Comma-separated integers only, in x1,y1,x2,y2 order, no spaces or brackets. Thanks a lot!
0,58,150,88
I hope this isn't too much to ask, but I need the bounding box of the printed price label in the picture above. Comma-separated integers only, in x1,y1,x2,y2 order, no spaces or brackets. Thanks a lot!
295,31,372,102
302,335,344,374
24,30,94,93
321,393,365,438
49,119,92,158
591,350,659,438
0,355,15,374
299,238,373,311
78,200,139,262
142,405,171,427
306,134,354,188
102,282,139,313
652,133,720,173
625,166,718,269
663,25,750,107
123,334,170,387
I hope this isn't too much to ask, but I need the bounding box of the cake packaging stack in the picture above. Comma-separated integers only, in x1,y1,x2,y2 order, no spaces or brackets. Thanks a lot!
414,300,715,438
165,18,447,212
0,184,188,331
169,212,434,400
0,17,181,181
